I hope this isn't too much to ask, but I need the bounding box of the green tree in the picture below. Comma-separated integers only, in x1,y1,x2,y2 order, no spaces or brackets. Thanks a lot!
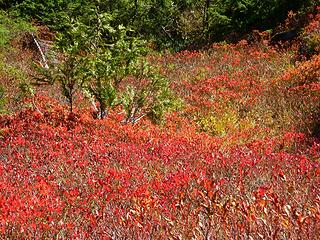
36,9,176,122
82,11,177,122
79,10,148,118
35,19,88,114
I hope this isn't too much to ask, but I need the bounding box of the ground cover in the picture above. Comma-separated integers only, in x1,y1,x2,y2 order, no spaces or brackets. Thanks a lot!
0,7,319,240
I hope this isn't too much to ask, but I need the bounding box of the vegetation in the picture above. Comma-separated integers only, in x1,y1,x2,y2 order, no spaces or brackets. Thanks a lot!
2,0,318,49
0,1,319,239
0,85,6,113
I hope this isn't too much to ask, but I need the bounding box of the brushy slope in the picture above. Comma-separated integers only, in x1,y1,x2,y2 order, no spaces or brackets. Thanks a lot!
0,8,320,240
0,97,319,239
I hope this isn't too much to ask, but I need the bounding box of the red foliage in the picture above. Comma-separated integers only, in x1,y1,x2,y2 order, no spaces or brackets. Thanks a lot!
0,98,319,238
1,21,320,237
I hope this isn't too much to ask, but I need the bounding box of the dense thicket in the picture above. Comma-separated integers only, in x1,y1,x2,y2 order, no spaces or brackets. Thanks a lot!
2,0,318,49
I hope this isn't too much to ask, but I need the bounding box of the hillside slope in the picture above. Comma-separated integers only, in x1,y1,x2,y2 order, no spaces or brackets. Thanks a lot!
0,7,320,240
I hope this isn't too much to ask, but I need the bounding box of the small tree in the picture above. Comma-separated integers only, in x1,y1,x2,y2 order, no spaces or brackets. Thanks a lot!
81,11,177,122
80,10,148,119
34,19,88,114
36,8,176,122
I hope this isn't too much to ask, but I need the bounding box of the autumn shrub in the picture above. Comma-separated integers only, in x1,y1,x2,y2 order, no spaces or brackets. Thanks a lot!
0,100,319,238
0,6,320,239
258,54,320,136
159,40,320,140
295,7,320,61
160,42,293,140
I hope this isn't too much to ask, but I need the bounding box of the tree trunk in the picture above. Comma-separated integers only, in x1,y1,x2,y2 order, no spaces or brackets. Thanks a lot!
99,99,108,119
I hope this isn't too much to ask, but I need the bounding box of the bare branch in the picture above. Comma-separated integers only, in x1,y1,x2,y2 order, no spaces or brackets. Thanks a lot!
32,33,49,69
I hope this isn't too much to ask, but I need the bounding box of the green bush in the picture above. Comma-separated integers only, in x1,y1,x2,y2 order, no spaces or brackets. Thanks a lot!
0,10,35,48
